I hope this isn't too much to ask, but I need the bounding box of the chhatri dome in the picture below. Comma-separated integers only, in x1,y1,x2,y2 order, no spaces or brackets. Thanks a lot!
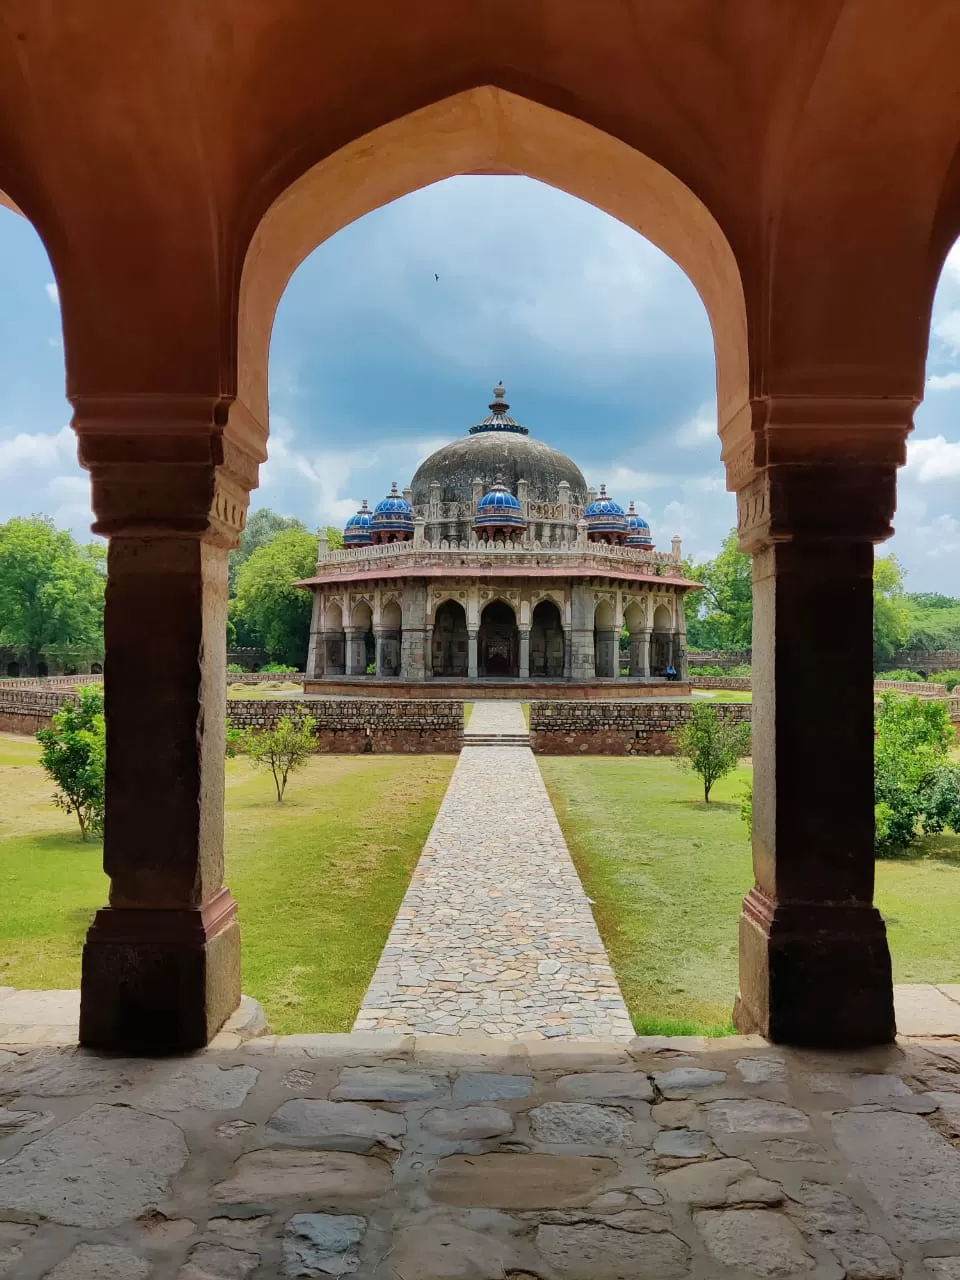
411,384,588,506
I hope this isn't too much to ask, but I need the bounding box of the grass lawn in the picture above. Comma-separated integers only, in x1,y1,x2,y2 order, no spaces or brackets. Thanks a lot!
694,690,753,703
541,755,960,1036
0,735,452,1033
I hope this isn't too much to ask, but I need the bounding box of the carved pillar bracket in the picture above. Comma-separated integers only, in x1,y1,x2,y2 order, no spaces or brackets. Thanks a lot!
724,395,913,1048
72,394,264,1053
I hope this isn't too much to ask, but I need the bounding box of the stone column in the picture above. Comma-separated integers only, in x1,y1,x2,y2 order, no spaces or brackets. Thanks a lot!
519,627,531,679
467,629,479,680
630,630,651,677
729,406,909,1048
74,397,260,1053
594,629,617,678
306,593,323,678
345,629,366,675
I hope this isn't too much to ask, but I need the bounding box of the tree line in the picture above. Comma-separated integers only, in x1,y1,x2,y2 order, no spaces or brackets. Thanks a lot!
684,527,917,667
0,510,339,673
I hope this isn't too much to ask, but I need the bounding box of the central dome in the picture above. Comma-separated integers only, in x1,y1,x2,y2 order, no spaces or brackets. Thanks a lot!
411,385,588,507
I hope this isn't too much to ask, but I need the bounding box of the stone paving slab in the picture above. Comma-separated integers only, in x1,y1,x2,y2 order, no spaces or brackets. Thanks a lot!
354,708,633,1040
894,984,960,1036
462,698,528,737
0,1034,956,1277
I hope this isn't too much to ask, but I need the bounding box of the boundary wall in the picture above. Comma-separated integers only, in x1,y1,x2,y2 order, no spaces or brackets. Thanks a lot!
530,700,751,755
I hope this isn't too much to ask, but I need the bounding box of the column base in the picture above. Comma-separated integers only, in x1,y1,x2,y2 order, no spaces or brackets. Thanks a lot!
80,887,241,1053
733,887,895,1047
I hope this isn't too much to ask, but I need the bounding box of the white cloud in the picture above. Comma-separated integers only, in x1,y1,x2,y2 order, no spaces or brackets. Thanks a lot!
927,371,960,391
933,309,960,355
0,424,75,474
255,417,454,528
44,281,58,305
904,435,960,484
674,403,718,448
943,239,960,286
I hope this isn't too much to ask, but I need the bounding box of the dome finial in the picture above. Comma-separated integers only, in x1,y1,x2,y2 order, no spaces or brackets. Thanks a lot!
599,483,608,498
469,381,528,435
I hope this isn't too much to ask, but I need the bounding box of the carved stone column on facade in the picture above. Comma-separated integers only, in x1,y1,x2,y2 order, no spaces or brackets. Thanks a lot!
306,591,324,678
518,627,531,679
375,627,401,677
467,628,479,680
344,628,366,675
631,629,651,677
725,396,911,1047
73,395,261,1053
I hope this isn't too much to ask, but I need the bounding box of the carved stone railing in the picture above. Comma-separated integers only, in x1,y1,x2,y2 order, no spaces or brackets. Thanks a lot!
314,539,685,577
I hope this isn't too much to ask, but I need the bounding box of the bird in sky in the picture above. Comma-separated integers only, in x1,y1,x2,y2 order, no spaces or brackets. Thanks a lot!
434,273,439,281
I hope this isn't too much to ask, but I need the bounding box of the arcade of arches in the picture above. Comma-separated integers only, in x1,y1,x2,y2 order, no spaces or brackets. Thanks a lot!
2,3,959,1053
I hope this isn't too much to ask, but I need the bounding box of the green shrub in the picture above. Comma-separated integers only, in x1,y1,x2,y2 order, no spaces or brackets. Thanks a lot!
727,663,752,677
879,669,925,683
260,662,299,674
739,781,753,833
874,693,959,856
245,712,317,801
225,717,244,758
935,670,960,692
673,703,751,802
36,685,105,840
227,663,244,674
690,664,728,677
366,662,377,675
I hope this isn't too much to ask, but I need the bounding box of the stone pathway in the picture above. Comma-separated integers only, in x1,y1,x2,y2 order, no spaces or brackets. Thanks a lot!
354,702,634,1040
2,1031,960,1277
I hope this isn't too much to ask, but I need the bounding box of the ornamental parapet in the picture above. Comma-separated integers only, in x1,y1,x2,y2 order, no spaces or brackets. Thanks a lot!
315,540,684,576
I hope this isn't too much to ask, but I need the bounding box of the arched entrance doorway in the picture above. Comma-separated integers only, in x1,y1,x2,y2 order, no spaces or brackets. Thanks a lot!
479,601,518,677
651,603,674,677
376,600,402,677
432,600,468,677
347,600,375,676
531,600,564,678
594,600,617,678
323,601,345,675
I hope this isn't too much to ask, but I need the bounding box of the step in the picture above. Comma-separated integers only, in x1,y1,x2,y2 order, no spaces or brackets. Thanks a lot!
462,735,531,746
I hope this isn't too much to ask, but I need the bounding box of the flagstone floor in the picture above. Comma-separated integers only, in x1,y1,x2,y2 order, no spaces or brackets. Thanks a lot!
2,1030,960,1277
353,703,634,1040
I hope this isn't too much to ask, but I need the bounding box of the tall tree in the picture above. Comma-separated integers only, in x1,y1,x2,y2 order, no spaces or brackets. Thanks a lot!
873,553,911,665
229,509,309,592
684,529,753,651
0,516,105,667
234,528,320,667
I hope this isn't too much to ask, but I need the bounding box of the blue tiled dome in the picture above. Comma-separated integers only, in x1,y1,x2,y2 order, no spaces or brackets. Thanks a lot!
372,482,415,535
343,498,373,546
626,500,654,547
475,482,526,528
584,484,628,533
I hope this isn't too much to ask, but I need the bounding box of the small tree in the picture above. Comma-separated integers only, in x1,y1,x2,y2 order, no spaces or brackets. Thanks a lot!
245,712,316,801
36,685,106,839
674,702,751,802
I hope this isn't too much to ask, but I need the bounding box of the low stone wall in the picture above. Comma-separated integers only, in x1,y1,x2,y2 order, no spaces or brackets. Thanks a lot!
0,688,77,734
874,679,948,698
886,650,960,673
229,697,463,754
689,675,753,692
0,675,101,691
687,651,751,669
305,678,690,700
228,673,305,686
530,699,752,755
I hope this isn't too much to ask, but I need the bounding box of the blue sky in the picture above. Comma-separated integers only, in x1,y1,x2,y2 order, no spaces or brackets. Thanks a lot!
2,175,960,589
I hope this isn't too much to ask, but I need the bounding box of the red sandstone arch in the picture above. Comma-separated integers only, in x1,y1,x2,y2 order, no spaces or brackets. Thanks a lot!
237,88,749,448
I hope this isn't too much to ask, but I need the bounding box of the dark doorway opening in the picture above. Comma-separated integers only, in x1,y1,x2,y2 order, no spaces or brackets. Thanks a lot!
479,600,518,677
432,600,468,677
531,600,565,677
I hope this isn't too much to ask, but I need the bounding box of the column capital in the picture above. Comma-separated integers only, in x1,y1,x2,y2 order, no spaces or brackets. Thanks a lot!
720,393,915,484
72,393,265,548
